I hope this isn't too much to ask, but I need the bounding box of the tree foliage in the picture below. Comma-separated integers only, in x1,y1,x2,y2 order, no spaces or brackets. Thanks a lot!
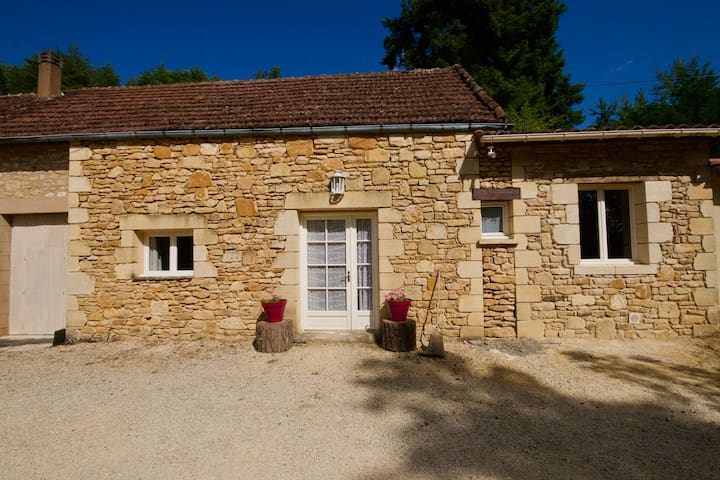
0,66,6,94
591,57,720,128
253,66,281,80
381,0,584,129
1,57,40,94
126,64,219,86
0,45,119,94
0,46,223,93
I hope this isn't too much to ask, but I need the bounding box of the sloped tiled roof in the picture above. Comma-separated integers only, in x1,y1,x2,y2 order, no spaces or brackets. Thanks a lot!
0,65,505,140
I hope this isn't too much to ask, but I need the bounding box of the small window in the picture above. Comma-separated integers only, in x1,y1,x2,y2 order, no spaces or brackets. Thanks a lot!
579,187,633,261
481,203,509,239
145,232,194,276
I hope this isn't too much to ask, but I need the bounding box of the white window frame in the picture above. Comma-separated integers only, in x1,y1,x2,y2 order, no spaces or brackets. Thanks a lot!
578,185,636,264
142,231,194,278
480,202,510,240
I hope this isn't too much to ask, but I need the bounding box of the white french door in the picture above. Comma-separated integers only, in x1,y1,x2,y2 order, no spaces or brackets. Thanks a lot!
301,214,377,331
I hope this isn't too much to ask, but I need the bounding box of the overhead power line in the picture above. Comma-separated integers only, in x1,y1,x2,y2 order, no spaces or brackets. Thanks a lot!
584,73,720,89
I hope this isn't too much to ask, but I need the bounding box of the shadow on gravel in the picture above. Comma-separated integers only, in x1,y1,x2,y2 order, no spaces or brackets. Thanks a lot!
561,350,720,412
355,351,719,480
0,337,52,350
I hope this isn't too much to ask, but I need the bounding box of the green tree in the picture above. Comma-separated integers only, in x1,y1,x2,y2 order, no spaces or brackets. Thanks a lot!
126,64,219,86
381,0,584,129
0,65,11,94
253,66,281,79
592,57,720,128
589,98,619,128
1,61,39,94
0,66,5,94
60,45,120,90
0,45,119,94
651,57,720,124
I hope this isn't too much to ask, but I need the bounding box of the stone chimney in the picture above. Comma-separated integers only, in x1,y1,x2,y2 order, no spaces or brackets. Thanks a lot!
37,50,62,98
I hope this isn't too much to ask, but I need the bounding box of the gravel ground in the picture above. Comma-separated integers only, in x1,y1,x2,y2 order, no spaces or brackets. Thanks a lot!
1,336,719,480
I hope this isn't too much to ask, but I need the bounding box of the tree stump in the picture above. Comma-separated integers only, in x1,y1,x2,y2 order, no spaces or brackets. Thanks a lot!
380,319,416,352
254,319,294,353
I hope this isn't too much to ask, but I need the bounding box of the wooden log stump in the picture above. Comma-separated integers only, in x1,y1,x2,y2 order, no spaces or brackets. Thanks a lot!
254,319,294,353
380,319,416,352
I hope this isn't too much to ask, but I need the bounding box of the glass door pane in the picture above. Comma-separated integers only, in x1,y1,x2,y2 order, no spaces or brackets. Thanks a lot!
579,190,600,259
303,215,376,331
356,219,372,311
307,219,347,312
604,189,632,259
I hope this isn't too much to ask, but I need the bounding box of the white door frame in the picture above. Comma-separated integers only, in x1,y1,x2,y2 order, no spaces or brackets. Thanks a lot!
299,212,379,331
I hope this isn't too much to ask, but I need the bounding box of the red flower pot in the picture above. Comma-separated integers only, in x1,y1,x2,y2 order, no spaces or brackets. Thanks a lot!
262,299,287,323
387,300,411,322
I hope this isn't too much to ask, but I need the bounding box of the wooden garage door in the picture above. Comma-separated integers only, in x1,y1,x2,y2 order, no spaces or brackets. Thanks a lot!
9,214,67,335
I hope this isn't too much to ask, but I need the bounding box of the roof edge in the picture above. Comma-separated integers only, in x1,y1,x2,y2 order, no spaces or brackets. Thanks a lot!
452,65,506,121
0,122,509,144
476,127,720,143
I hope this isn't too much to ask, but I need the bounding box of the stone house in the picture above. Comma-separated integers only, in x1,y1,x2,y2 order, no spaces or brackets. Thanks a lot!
472,128,720,339
1,52,719,341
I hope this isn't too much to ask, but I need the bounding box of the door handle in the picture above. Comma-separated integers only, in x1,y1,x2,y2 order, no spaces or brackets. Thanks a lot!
347,270,351,282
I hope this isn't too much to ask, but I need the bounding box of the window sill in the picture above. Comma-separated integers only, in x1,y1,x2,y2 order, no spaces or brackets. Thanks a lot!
574,263,657,275
133,274,194,281
477,238,518,247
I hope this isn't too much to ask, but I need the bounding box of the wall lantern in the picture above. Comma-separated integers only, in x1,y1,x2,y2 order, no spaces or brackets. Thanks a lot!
487,145,496,159
330,170,346,196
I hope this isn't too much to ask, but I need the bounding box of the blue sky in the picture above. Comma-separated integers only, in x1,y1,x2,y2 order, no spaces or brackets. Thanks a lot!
1,1,718,126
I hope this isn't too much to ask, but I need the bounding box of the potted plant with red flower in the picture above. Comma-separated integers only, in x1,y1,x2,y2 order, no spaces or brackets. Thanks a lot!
385,288,411,322
261,293,287,323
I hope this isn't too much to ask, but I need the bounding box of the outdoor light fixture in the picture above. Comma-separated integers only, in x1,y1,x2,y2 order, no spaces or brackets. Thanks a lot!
330,170,346,196
487,145,496,159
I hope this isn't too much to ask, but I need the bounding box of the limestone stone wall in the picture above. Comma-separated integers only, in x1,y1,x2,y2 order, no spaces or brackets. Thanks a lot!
65,134,719,341
0,143,68,208
503,138,719,339
67,134,483,340
482,247,515,336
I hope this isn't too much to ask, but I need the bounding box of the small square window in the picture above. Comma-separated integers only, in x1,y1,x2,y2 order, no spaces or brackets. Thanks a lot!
144,232,194,276
481,203,509,239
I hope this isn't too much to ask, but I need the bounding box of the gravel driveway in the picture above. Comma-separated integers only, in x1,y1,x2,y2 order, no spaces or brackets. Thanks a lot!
1,336,719,479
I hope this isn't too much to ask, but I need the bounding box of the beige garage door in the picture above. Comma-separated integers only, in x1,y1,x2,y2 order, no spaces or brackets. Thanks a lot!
9,214,67,335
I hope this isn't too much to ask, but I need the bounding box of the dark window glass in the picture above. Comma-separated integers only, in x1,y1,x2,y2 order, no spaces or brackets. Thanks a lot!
177,236,194,271
579,190,600,259
149,236,171,271
604,190,631,258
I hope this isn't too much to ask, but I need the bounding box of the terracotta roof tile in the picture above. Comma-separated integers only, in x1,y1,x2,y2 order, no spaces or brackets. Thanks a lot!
0,66,505,139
